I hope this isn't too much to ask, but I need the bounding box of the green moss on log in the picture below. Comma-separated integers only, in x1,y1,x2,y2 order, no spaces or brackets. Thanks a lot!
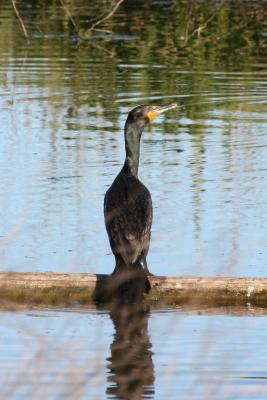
0,287,94,307
0,285,267,308
147,288,267,307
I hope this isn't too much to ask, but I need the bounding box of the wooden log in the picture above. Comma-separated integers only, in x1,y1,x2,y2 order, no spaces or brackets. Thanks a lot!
0,272,267,308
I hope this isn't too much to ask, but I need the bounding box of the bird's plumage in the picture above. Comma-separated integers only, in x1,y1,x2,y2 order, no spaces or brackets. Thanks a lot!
104,171,152,269
104,103,177,277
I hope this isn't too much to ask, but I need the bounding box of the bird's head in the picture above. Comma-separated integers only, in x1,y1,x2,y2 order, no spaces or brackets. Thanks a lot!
125,103,178,131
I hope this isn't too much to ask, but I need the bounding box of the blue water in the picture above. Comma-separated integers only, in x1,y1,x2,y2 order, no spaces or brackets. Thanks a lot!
1,308,267,399
1,54,267,276
0,4,267,277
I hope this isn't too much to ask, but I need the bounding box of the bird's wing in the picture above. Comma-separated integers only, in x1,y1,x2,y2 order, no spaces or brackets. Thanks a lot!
104,179,152,264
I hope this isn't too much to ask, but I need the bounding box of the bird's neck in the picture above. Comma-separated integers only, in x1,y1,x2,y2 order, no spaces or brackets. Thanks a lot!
122,122,143,177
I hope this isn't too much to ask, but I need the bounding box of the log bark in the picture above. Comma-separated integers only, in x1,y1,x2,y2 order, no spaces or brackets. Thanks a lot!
0,272,267,307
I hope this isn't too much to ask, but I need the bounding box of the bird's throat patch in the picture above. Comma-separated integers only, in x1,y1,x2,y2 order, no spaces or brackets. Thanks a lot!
147,111,159,121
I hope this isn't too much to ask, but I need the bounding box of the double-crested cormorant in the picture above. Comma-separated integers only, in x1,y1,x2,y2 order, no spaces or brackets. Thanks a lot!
104,103,177,276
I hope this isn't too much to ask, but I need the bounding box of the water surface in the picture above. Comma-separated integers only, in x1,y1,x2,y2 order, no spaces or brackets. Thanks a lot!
1,306,267,399
1,1,267,277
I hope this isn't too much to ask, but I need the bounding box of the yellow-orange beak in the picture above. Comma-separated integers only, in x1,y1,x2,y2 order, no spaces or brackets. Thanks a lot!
147,102,178,121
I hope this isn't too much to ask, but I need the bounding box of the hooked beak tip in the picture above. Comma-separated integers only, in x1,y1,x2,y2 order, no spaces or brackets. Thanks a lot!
157,102,178,113
147,102,178,121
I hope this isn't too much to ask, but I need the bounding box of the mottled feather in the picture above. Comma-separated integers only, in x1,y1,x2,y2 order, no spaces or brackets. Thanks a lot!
104,172,152,266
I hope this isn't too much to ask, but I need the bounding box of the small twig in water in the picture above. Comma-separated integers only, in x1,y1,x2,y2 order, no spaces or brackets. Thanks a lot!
59,0,123,56
59,0,124,38
84,0,125,35
11,0,29,44
59,0,79,32
189,12,217,39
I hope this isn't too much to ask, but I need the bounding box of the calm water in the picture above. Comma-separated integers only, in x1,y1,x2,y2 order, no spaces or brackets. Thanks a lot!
0,1,266,277
1,307,267,399
0,1,267,398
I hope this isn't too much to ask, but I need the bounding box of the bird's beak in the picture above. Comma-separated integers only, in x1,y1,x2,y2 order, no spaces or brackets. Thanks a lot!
147,102,178,121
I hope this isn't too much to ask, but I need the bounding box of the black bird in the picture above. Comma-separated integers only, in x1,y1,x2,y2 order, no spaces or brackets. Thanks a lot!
104,103,177,277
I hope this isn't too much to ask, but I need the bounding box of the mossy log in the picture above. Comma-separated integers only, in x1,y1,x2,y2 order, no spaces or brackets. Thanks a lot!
0,272,267,308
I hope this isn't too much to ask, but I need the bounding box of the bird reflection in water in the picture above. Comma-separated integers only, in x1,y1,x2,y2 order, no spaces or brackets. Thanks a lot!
106,301,154,399
94,269,154,399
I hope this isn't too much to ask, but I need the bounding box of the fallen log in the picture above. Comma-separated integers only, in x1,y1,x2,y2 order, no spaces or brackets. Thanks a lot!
0,272,267,308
